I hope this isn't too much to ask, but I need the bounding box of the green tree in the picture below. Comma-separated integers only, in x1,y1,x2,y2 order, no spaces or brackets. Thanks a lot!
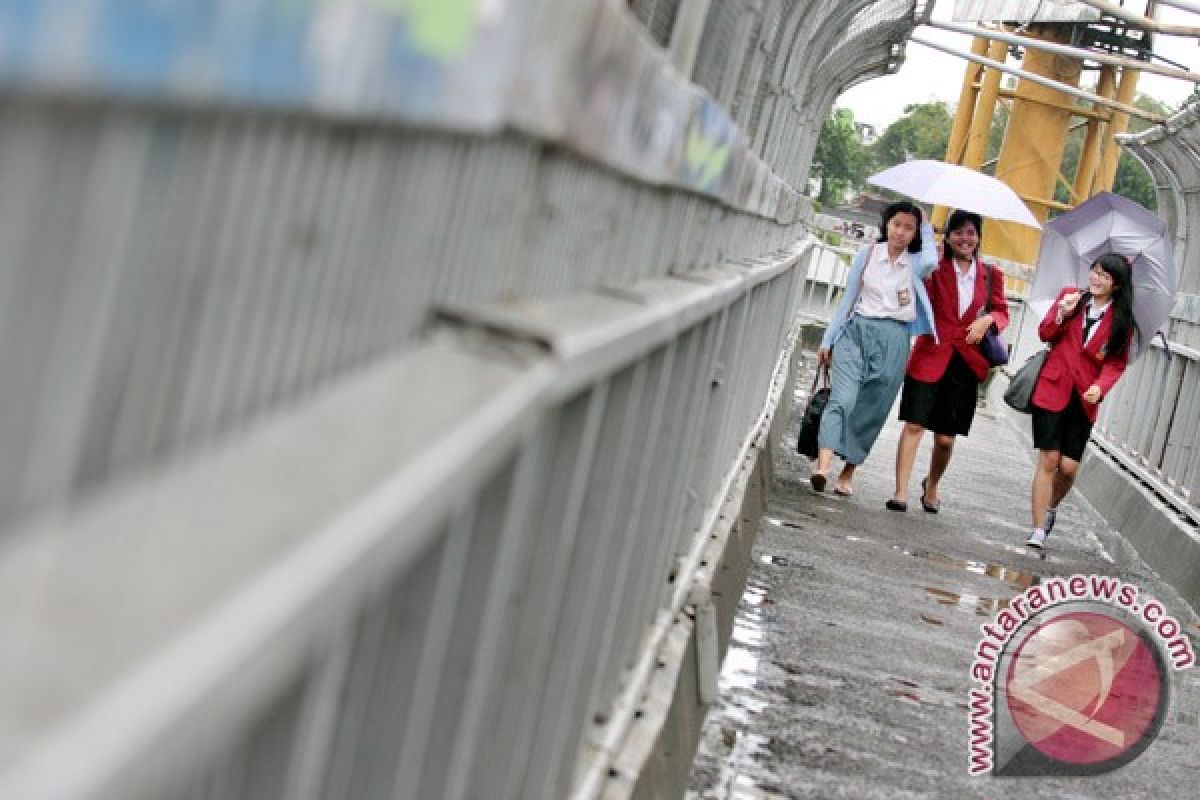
871,102,953,168
1113,152,1156,209
1038,94,1162,210
1128,94,1171,134
1109,94,1169,210
812,108,871,206
986,101,1009,163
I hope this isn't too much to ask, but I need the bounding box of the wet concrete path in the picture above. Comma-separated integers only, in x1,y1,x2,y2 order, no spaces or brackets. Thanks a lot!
687,356,1200,798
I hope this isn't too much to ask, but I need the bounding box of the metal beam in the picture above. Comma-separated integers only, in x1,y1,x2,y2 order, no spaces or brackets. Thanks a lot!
923,20,1200,84
908,34,1167,123
995,86,1112,121
1075,0,1200,36
1157,0,1200,13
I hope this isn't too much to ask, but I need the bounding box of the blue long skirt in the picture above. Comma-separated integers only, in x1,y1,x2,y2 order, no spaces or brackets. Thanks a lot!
818,315,910,465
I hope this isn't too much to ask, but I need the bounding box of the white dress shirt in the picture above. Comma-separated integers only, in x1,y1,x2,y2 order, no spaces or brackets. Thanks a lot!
955,258,978,318
855,244,916,322
1083,299,1110,345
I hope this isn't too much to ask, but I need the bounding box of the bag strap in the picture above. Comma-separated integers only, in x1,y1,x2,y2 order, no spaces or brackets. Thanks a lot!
978,261,995,317
808,363,831,394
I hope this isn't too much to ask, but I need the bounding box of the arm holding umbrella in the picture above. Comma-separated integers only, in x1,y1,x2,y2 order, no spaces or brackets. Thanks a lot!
1038,288,1084,342
914,215,939,280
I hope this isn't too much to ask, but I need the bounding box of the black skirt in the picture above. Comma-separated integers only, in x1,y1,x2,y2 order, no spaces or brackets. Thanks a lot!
898,350,981,437
1032,391,1094,462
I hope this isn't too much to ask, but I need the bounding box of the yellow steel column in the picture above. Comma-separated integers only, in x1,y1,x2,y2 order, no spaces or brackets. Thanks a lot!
1096,65,1141,191
989,25,1082,264
1072,65,1117,202
964,39,1008,170
934,36,991,230
945,36,990,165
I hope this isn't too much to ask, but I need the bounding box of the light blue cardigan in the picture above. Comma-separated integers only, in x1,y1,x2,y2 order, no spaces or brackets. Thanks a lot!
819,222,940,350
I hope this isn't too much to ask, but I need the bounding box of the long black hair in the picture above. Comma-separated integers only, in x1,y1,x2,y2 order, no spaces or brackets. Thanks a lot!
877,200,924,254
1090,253,1136,356
942,209,983,261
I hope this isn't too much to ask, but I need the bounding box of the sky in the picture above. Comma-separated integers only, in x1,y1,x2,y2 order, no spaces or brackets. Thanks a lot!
838,1,1199,130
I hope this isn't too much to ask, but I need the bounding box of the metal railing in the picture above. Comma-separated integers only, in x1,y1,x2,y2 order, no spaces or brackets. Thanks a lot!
0,2,926,798
1120,104,1200,349
1094,335,1200,525
1096,103,1200,523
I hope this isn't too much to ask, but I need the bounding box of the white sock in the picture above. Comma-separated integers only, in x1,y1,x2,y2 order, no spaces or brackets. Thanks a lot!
1032,527,1045,538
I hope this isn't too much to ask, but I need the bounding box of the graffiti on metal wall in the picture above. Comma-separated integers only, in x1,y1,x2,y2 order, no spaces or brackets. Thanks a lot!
681,97,739,198
0,0,799,220
0,0,520,127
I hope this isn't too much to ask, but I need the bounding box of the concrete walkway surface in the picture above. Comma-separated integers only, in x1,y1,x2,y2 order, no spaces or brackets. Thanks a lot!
686,354,1200,799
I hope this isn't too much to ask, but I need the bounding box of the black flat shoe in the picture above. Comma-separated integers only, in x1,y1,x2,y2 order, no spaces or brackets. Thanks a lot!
810,473,827,493
920,478,940,514
885,499,908,512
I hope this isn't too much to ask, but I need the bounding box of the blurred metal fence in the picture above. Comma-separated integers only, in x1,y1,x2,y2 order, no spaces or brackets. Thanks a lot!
1095,339,1200,525
0,1,924,798
1089,105,1200,525
1121,106,1200,349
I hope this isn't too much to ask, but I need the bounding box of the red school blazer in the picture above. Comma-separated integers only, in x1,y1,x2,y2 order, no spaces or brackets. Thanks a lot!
1031,287,1130,423
906,257,1010,383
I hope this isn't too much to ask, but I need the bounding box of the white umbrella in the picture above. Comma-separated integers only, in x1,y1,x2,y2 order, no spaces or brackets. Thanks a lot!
1029,191,1176,361
867,159,1041,229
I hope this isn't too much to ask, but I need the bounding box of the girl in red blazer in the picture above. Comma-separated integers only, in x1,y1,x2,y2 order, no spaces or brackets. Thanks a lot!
889,210,1009,512
1026,253,1135,550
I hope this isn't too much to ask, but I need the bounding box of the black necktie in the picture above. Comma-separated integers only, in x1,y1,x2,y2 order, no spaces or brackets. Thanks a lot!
1083,313,1099,342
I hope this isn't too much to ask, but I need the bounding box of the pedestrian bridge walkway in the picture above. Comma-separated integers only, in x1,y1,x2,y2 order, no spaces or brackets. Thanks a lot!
687,357,1200,797
2,3,1200,799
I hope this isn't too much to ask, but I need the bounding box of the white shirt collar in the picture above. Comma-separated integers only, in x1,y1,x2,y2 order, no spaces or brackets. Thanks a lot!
874,244,910,267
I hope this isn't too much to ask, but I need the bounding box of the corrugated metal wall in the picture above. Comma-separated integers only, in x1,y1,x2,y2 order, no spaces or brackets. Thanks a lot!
0,2,922,798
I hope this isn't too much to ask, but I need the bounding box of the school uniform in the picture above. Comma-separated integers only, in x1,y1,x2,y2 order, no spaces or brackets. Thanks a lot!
817,223,938,464
900,256,1010,436
1030,287,1130,460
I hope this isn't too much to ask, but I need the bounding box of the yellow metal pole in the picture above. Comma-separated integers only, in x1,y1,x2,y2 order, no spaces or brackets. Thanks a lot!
963,39,1008,170
1072,65,1116,202
1096,65,1141,191
989,25,1082,264
935,36,990,230
946,37,990,165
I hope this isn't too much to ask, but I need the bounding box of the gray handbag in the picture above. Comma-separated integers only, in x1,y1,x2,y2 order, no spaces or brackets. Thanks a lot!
1003,349,1048,413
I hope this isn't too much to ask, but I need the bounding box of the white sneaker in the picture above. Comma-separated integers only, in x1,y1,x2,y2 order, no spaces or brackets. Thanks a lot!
1043,508,1057,535
1026,529,1046,550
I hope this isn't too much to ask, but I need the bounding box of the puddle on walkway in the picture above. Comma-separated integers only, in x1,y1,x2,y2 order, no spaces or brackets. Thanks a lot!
924,586,1010,616
690,579,793,798
758,553,814,569
743,582,769,606
891,545,1040,591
